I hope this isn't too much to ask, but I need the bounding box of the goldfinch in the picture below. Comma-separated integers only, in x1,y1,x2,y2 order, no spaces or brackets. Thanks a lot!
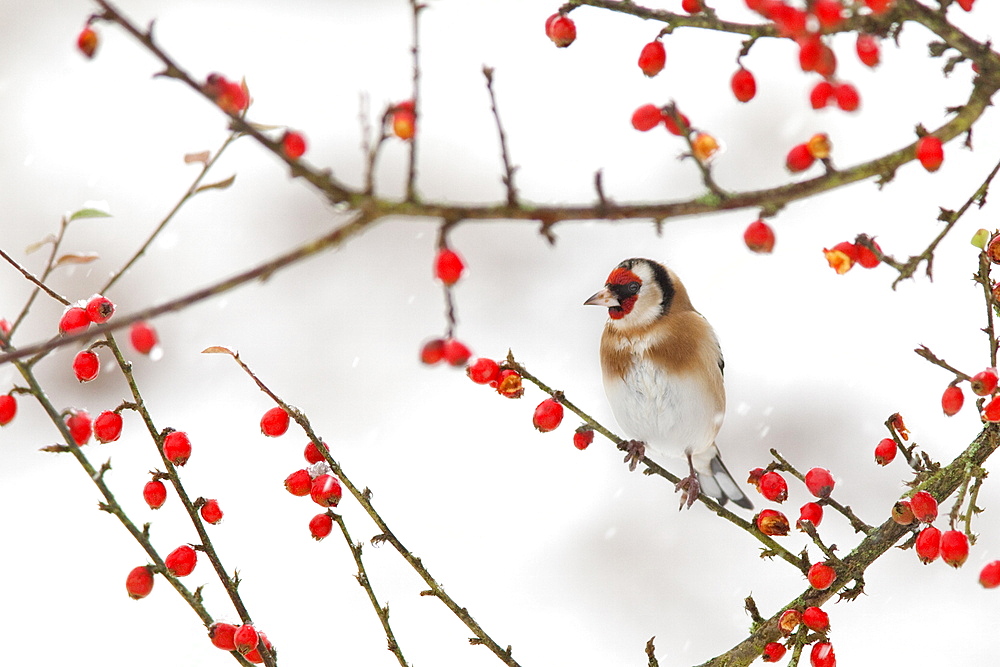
585,258,752,510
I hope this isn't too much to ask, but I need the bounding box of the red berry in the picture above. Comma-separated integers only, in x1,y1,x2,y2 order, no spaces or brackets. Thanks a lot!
130,321,158,355
284,469,312,496
209,622,238,651
233,624,259,655
260,407,290,437
778,609,801,635
756,509,790,536
434,248,465,285
915,135,944,172
805,467,835,498
420,338,446,365
807,562,836,590
813,0,844,27
759,471,788,502
823,241,859,274
77,26,99,59
984,394,1000,421
773,5,807,36
798,36,823,72
956,0,974,10
762,642,787,662
84,295,115,324
496,369,524,398
309,513,334,540
305,441,327,464
970,368,997,396
856,239,882,268
162,431,192,466
865,0,895,13
835,83,860,111
631,104,663,132
281,130,307,159
798,501,824,528
743,219,775,254
467,358,501,385
786,143,815,172
143,480,167,509
532,398,564,432
59,307,90,335
892,500,915,525
856,34,881,68
573,427,594,450
915,525,942,563
910,490,939,523
638,40,666,77
244,632,272,664
392,106,416,141
201,499,223,524
874,438,896,465
94,410,123,443
545,14,576,48
802,606,830,632
125,565,154,599
810,641,836,667
662,110,690,136
310,474,343,507
165,545,197,577
810,80,835,109
979,560,1000,588
66,409,92,445
441,339,472,367
0,394,17,426
681,0,703,12
203,74,248,114
730,68,757,103
940,530,970,568
942,385,964,416
72,350,100,383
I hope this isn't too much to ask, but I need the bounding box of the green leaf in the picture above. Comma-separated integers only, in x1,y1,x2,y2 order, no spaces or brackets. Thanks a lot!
69,208,112,221
194,174,236,194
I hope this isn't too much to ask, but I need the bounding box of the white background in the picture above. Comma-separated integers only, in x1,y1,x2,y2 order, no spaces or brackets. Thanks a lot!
2,1,1000,665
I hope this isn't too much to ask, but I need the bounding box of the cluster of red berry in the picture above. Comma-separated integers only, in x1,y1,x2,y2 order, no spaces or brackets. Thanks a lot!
746,464,840,663
209,621,274,664
281,434,342,540
938,362,1000,422
420,246,474,367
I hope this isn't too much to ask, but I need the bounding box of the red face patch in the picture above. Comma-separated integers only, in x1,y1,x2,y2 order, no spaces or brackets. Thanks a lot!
606,267,642,319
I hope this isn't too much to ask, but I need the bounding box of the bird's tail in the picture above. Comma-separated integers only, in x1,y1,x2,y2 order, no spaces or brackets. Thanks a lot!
697,446,753,510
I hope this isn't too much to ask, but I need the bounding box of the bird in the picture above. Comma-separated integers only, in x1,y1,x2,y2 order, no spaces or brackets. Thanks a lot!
584,258,752,510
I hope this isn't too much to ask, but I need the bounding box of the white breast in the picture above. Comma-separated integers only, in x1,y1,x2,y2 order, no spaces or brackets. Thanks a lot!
604,356,723,462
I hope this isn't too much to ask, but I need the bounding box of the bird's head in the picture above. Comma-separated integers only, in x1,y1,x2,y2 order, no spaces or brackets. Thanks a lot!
584,258,676,329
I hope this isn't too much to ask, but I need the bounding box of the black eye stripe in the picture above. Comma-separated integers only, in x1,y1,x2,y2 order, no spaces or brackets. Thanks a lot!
609,282,641,299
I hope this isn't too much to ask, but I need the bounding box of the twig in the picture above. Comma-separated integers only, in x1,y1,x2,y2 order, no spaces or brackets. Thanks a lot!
102,130,243,293
483,66,518,207
0,210,379,366
334,513,411,667
405,0,423,203
768,449,873,534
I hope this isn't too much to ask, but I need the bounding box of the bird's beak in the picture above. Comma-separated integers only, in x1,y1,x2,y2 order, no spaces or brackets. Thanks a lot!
584,288,619,307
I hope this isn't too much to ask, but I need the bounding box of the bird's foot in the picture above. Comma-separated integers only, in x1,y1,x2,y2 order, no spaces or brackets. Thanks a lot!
620,440,646,472
675,474,700,510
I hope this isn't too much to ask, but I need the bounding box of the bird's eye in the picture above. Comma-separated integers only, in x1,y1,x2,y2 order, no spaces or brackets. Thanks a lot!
625,282,641,295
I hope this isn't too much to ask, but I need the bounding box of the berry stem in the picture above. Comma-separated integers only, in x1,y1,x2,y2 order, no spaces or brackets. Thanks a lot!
332,513,412,667
405,0,423,204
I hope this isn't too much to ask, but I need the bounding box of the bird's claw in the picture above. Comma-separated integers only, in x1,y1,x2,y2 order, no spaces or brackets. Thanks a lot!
620,439,646,472
675,474,700,511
